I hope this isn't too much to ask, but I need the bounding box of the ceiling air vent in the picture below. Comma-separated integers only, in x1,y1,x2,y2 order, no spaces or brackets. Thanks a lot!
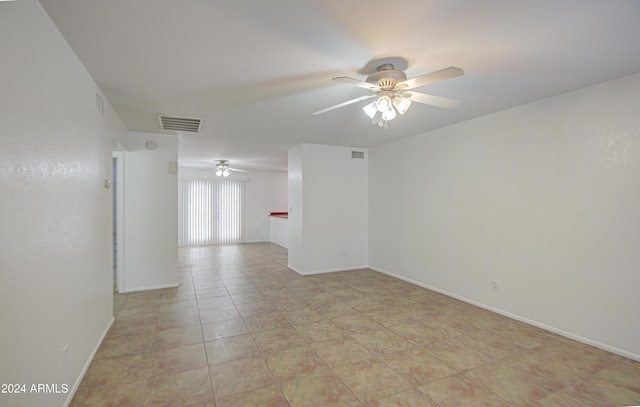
157,114,203,133
351,151,365,159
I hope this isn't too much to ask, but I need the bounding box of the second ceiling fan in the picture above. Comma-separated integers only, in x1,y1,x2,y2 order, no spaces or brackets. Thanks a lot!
313,64,464,128
201,160,247,177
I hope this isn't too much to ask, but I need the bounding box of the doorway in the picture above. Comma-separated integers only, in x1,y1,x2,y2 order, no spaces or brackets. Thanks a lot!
112,151,124,292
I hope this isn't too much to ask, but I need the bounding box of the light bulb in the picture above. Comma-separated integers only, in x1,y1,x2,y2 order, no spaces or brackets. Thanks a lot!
215,169,223,177
362,101,377,119
375,95,392,111
223,169,230,177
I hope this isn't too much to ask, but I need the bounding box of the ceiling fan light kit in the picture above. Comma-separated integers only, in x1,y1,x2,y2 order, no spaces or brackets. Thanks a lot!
362,91,413,128
207,160,247,177
215,161,231,177
313,63,464,129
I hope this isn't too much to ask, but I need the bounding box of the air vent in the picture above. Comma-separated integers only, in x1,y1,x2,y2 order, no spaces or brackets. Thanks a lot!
377,78,397,89
351,151,365,159
157,114,203,133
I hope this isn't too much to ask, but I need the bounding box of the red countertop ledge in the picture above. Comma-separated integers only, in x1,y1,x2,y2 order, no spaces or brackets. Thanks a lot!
269,212,288,219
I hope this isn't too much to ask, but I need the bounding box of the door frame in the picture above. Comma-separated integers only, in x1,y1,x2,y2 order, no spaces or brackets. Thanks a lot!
112,151,124,293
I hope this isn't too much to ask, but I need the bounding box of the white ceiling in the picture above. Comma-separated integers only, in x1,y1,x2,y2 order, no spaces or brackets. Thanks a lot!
40,0,640,172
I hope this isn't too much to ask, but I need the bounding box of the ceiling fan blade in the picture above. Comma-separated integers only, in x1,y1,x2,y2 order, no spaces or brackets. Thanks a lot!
397,66,464,90
312,94,376,115
229,168,247,173
405,91,460,109
332,77,380,91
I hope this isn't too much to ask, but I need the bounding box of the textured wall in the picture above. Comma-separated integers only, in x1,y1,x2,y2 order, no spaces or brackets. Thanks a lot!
0,1,127,406
122,132,178,292
369,72,640,360
288,144,368,274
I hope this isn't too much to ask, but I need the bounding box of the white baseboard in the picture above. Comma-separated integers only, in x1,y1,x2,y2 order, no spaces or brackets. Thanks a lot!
118,281,180,293
63,316,114,407
369,266,640,362
288,264,369,276
287,264,303,275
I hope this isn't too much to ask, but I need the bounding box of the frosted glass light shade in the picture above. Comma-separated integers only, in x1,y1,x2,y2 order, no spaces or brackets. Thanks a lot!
381,107,396,121
393,97,412,115
362,101,377,119
376,95,392,111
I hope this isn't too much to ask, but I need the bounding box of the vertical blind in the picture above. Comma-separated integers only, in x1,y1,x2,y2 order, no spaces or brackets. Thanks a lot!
179,178,246,246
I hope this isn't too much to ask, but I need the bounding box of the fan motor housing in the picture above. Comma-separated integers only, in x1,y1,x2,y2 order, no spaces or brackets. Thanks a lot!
366,64,407,89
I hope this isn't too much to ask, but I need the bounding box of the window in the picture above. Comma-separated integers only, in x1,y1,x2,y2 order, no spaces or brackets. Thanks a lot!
179,178,246,246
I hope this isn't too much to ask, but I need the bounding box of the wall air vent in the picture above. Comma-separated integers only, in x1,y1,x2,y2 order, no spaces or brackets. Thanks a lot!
351,151,365,159
157,114,203,133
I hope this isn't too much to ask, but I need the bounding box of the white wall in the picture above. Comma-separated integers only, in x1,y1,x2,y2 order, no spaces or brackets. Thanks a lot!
0,1,127,406
243,170,288,242
178,167,287,244
369,73,640,360
288,145,305,270
269,216,289,248
288,144,368,274
122,132,178,292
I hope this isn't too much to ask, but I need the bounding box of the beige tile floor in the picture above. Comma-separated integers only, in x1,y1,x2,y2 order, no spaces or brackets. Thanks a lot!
71,243,640,406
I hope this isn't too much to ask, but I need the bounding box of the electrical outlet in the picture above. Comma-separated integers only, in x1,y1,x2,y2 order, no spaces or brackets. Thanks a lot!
491,279,499,292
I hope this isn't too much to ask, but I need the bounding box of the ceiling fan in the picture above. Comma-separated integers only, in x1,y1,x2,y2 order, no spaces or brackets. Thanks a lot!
202,160,247,177
312,64,464,128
